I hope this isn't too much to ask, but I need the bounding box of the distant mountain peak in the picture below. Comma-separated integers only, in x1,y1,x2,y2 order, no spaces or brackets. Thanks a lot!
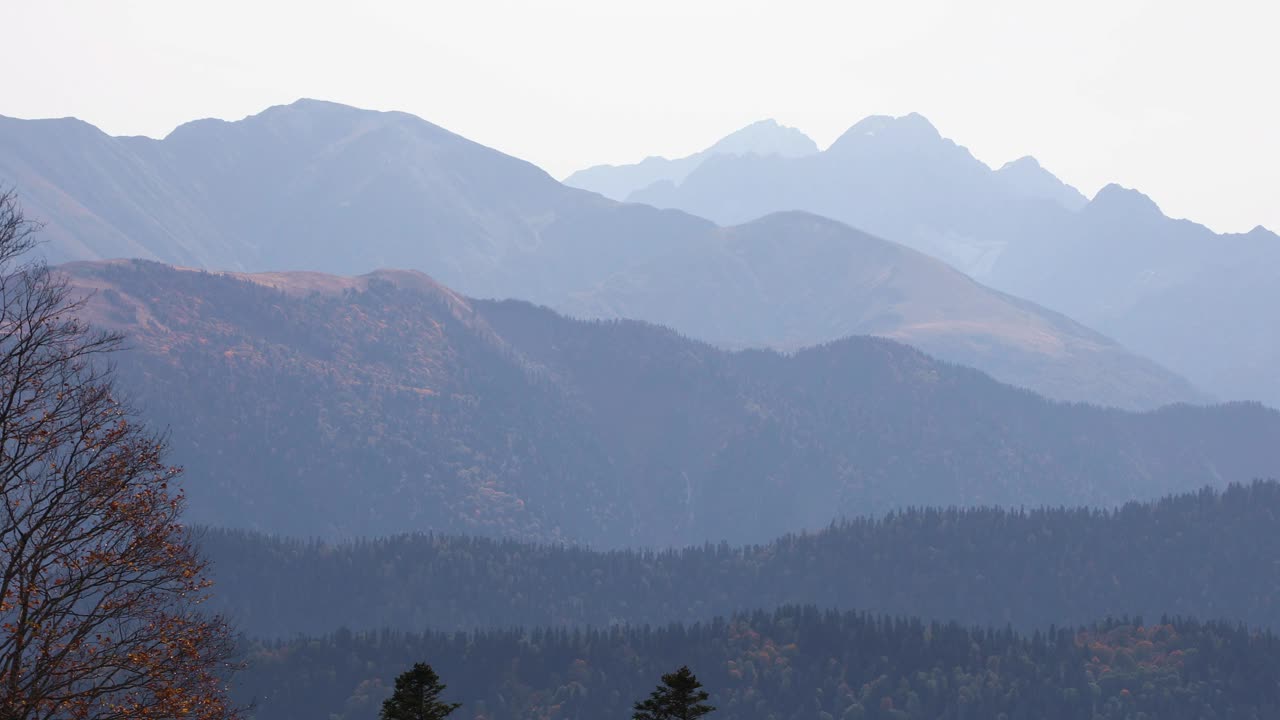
995,156,1089,211
163,99,336,141
565,118,816,199
718,118,785,137
0,113,106,143
262,97,395,118
999,155,1044,172
1088,183,1165,219
704,118,818,158
1246,225,1278,240
165,98,439,144
282,97,353,110
830,113,943,151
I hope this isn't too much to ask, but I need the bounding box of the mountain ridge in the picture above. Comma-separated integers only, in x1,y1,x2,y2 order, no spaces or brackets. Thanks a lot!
588,111,1280,407
560,209,1206,409
56,258,1280,547
2,99,1205,409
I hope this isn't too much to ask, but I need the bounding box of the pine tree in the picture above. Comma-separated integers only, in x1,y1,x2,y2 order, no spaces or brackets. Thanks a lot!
380,663,461,720
633,666,715,720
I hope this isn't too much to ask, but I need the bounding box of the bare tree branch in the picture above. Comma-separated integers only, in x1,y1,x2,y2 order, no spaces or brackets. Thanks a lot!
0,190,237,720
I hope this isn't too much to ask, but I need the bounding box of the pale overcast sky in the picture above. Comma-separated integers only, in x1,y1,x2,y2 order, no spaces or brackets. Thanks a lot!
7,0,1277,233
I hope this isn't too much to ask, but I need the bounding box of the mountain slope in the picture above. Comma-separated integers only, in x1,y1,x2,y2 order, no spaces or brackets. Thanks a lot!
991,185,1280,405
1,100,645,298
2,101,1201,408
561,211,1202,409
0,115,233,266
62,260,1280,546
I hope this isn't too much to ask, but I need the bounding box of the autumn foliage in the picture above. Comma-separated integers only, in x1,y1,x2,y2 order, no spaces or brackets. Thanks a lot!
0,190,236,720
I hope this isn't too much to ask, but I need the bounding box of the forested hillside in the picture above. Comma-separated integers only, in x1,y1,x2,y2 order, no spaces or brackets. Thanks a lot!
237,607,1280,720
205,482,1280,637
63,261,1280,546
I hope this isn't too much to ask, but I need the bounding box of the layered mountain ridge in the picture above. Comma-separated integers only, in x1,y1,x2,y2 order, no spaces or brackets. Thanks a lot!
625,112,1082,276
59,259,1280,546
1,100,1205,409
597,112,1280,406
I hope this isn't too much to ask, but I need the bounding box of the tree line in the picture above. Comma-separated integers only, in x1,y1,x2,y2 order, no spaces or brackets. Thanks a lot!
203,481,1280,637
239,606,1280,720
379,662,712,720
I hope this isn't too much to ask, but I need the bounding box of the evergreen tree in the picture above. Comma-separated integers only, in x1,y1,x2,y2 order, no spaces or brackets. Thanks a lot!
380,662,461,720
633,666,715,720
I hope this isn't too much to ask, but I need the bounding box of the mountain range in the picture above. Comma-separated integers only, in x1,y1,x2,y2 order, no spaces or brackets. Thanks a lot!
577,113,1280,407
62,259,1280,546
991,186,1280,405
0,101,1205,409
619,113,1074,276
7,97,1280,720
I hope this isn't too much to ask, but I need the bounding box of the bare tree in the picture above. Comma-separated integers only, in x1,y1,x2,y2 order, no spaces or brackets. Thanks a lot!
0,189,236,720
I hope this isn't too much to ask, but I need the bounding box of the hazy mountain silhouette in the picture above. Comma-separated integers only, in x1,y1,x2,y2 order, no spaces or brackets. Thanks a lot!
1,100,1200,408
60,260,1279,546
563,118,817,200
991,185,1280,405
0,99,629,297
625,113,1081,277
602,114,1280,407
995,155,1089,211
562,211,1204,409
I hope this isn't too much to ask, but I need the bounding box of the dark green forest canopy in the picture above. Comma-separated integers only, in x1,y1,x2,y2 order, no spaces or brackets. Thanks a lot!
204,482,1280,638
237,607,1280,720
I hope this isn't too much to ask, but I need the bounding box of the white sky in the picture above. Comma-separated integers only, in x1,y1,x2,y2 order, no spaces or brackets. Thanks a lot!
6,0,1278,233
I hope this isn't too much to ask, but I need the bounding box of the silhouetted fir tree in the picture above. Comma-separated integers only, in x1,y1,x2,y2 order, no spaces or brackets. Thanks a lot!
380,663,460,720
633,666,715,720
